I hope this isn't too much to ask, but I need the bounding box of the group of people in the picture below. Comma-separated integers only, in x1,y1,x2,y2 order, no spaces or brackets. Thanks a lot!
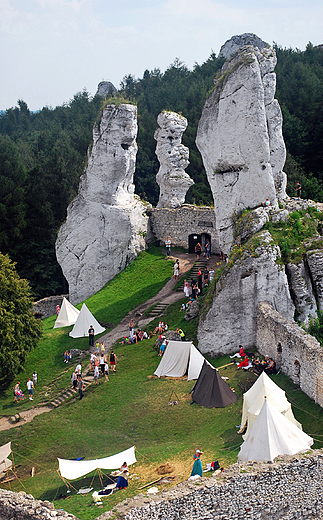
194,240,211,260
233,346,277,375
182,268,215,304
14,371,37,402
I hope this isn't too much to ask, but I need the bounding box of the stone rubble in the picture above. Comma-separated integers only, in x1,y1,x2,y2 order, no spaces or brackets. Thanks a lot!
0,489,78,519
123,452,323,520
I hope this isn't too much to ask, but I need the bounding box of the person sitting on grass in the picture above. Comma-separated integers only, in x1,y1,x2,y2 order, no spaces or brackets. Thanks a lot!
237,356,249,369
116,462,129,490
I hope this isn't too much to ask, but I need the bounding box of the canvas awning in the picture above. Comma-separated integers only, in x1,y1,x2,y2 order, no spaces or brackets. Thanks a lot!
0,442,12,474
58,446,136,480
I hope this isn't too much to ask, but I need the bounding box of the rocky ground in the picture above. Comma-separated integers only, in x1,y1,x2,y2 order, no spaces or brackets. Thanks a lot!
95,450,323,520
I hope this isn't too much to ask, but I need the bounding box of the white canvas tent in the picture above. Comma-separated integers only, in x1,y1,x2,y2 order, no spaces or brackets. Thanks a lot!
154,341,207,380
241,372,301,439
58,446,136,481
0,442,12,475
69,303,105,338
54,297,80,328
238,399,313,462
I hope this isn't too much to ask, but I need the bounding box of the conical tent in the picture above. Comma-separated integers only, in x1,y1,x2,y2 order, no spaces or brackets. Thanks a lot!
238,399,313,462
241,372,301,439
0,442,12,475
69,304,105,338
191,360,238,408
154,341,205,380
54,297,80,328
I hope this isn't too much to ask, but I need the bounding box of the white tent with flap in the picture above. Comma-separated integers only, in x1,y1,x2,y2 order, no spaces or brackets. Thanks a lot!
154,340,207,380
240,372,301,439
238,398,313,462
0,442,12,475
58,446,136,481
54,297,80,328
69,303,105,338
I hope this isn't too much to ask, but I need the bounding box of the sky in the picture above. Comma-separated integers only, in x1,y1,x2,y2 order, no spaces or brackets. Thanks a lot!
1,0,322,111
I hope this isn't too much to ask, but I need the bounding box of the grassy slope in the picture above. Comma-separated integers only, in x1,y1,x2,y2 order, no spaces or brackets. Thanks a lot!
0,248,323,520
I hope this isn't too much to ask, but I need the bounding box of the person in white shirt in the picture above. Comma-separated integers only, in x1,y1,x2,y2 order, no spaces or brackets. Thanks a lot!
26,379,34,400
94,365,100,385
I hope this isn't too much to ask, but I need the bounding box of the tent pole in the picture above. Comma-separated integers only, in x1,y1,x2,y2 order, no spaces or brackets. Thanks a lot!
98,468,103,488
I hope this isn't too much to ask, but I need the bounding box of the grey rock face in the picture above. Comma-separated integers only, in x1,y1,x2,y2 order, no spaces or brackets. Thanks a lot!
56,104,148,304
306,249,323,310
155,111,194,209
286,262,317,324
235,207,269,244
197,231,294,355
196,40,287,253
96,80,117,97
219,32,269,59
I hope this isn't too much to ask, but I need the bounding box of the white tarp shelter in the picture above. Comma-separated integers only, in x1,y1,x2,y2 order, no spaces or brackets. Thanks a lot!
54,297,80,328
154,341,207,380
238,399,313,462
58,446,136,481
0,442,12,475
241,372,301,439
69,303,105,338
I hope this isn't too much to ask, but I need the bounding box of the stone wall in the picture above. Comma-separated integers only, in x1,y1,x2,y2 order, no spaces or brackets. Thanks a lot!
256,301,323,407
33,295,68,319
0,489,78,519
148,205,219,253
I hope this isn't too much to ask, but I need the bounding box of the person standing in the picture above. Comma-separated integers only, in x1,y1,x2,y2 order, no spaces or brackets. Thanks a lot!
183,279,190,298
197,269,203,294
78,375,84,400
32,371,37,385
71,371,78,391
191,449,203,477
296,182,302,199
205,240,211,259
88,325,95,347
104,360,109,382
99,354,105,376
129,319,134,340
26,379,34,401
203,267,209,287
109,350,118,372
209,267,215,282
165,237,171,257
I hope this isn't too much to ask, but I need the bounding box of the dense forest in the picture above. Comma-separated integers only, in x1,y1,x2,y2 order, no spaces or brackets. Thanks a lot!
0,43,322,300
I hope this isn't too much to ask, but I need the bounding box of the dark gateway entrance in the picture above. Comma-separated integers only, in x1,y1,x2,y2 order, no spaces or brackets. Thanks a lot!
188,233,211,254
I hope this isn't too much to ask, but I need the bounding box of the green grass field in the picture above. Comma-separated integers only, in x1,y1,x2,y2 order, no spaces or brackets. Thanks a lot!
1,246,323,520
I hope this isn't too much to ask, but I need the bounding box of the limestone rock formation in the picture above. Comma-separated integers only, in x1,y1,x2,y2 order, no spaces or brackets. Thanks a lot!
306,250,323,311
219,33,269,59
196,37,287,254
197,231,295,355
96,80,117,97
286,262,317,324
56,104,149,304
155,111,194,209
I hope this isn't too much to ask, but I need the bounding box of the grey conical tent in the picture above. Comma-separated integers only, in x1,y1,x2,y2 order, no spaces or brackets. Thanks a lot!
191,360,238,408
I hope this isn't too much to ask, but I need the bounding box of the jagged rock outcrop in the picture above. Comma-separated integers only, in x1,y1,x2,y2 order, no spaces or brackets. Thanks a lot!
155,111,194,208
219,32,269,59
95,80,117,97
56,104,149,304
306,249,323,311
197,231,295,355
196,36,287,254
286,262,317,324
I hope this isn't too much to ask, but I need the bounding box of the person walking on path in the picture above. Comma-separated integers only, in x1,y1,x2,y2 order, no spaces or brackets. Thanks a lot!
195,242,202,259
94,365,100,385
88,325,95,347
173,259,179,280
104,361,109,382
165,237,171,257
78,375,84,400
26,378,34,401
191,449,203,477
205,240,211,259
109,350,118,372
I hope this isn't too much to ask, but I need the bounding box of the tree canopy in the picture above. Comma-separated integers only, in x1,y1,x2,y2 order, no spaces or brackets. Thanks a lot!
0,253,42,383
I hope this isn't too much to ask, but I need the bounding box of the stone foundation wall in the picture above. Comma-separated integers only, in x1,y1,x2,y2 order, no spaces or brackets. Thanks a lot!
33,295,68,319
148,205,219,253
256,301,323,406
0,489,78,519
